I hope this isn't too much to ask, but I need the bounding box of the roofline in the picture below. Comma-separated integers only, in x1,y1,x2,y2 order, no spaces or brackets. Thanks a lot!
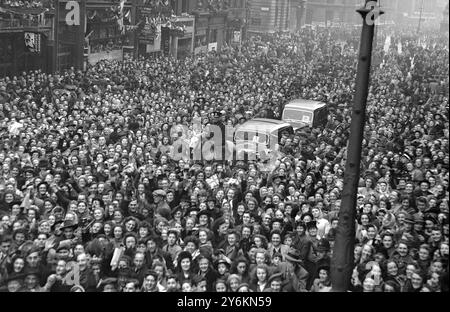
236,118,292,132
284,100,327,110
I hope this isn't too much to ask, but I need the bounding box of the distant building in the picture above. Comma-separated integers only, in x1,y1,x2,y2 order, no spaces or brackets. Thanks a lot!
0,3,56,76
248,0,290,34
441,1,449,32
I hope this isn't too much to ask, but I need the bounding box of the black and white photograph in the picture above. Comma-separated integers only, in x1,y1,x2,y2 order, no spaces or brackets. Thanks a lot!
0,0,448,299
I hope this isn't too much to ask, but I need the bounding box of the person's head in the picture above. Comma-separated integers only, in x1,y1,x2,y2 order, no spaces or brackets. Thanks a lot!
411,270,424,290
227,274,241,292
143,271,157,290
255,264,268,283
24,273,39,289
235,258,248,275
430,226,442,242
77,253,88,270
178,252,192,272
180,279,193,292
255,249,267,265
227,231,238,246
198,256,210,273
123,281,138,292
318,266,330,283
133,252,145,269
361,244,374,261
216,259,230,275
439,242,449,257
418,244,430,261
7,277,23,292
430,260,443,275
12,256,25,273
215,279,228,292
270,230,282,246
166,275,179,291
363,277,375,292
396,241,409,257
382,233,394,249
26,250,40,268
386,260,399,277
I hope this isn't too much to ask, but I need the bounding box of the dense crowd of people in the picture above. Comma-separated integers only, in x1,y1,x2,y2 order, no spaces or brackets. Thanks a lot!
0,24,448,292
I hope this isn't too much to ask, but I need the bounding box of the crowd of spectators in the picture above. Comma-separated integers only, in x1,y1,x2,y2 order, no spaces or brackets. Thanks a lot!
0,24,448,292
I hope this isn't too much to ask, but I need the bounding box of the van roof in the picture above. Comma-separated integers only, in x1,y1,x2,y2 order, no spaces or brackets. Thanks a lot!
284,99,326,110
236,118,292,133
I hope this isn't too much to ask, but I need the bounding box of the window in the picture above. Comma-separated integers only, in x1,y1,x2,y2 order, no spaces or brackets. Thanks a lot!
235,131,269,144
282,109,313,125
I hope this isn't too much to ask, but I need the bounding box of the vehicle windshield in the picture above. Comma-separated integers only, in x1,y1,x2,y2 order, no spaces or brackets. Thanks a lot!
283,109,313,124
235,131,269,144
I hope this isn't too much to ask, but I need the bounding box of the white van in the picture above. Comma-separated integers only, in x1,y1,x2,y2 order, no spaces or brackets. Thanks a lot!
282,99,328,130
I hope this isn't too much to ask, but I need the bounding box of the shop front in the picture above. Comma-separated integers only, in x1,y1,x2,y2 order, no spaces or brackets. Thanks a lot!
194,14,209,55
169,16,194,59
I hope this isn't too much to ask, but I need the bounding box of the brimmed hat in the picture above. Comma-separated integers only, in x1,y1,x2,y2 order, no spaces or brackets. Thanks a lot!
23,268,41,280
236,283,251,292
4,273,26,284
152,189,166,197
171,205,184,216
98,277,117,289
60,220,79,230
215,256,232,269
197,209,210,219
212,217,226,233
268,272,284,284
22,165,35,174
404,214,415,224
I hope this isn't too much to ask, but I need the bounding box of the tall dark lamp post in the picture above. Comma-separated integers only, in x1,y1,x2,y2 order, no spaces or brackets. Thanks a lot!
330,0,382,292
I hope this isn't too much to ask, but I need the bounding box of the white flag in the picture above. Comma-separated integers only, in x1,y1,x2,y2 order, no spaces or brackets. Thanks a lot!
384,35,391,53
397,42,402,55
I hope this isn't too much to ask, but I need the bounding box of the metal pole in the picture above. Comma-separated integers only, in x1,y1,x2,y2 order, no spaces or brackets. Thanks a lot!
373,0,380,49
78,0,86,70
417,0,424,33
330,0,381,292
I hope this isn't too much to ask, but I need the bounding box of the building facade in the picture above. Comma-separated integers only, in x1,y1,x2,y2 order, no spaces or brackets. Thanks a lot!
248,0,290,34
1,0,246,76
0,3,56,76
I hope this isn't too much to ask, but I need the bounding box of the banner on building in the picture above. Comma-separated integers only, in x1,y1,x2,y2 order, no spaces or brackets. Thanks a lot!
24,32,41,53
383,35,391,53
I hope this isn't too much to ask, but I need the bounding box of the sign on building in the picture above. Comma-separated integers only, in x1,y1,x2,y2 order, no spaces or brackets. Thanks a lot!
24,32,41,53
